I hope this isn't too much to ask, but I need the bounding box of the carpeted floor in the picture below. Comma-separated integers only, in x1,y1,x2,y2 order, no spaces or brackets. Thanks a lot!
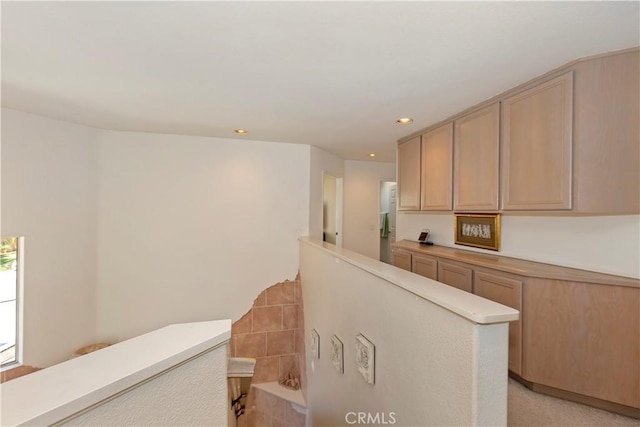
508,379,640,427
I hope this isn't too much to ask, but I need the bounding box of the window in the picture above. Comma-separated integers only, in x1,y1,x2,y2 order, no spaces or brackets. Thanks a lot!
1,237,20,366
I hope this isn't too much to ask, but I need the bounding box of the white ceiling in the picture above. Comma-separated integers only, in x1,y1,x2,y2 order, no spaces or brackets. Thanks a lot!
2,1,638,162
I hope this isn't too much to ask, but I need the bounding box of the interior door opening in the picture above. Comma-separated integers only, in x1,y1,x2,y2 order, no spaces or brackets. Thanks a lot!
379,181,397,264
322,173,343,247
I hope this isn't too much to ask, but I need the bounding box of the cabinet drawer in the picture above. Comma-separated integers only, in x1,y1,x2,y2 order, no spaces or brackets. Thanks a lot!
474,271,523,374
438,261,472,292
412,254,438,280
392,249,412,271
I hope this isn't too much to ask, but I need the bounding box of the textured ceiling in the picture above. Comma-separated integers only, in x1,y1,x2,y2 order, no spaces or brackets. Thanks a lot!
2,1,638,162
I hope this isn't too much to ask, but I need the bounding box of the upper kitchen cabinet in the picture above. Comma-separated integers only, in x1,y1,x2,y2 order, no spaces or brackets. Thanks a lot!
396,48,639,215
501,72,573,210
571,49,639,214
397,136,421,210
421,122,453,210
454,103,500,211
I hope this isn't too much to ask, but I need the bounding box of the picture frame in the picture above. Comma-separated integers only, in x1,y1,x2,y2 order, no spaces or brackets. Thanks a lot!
310,329,320,359
330,335,344,373
355,334,375,384
454,213,501,251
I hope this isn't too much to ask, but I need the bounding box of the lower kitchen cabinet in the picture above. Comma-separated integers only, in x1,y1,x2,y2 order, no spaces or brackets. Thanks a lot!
390,240,639,416
474,271,523,375
438,261,472,292
391,249,412,271
523,278,639,410
412,254,438,280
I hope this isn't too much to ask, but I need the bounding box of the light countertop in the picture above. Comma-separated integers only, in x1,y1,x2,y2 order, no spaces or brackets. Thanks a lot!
392,240,639,288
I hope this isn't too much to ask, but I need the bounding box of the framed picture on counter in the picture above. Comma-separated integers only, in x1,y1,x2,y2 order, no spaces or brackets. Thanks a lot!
454,213,500,251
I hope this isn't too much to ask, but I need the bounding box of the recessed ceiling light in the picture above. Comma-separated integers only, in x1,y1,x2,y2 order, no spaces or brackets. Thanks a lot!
396,118,413,124
369,153,376,158
234,129,248,135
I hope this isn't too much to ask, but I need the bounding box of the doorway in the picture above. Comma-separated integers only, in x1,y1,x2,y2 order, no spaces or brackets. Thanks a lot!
323,173,343,247
379,181,397,264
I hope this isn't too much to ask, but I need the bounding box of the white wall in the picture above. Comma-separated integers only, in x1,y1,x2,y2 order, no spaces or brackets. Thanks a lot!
342,160,395,259
96,131,310,342
0,108,99,367
309,146,344,241
1,109,313,364
397,213,640,278
300,239,510,426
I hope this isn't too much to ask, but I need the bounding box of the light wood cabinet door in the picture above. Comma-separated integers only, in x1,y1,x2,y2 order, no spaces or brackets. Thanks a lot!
397,137,421,210
392,249,412,271
454,103,500,211
523,279,639,408
412,254,438,280
438,261,472,292
421,122,453,210
474,272,523,375
572,50,640,214
501,72,573,210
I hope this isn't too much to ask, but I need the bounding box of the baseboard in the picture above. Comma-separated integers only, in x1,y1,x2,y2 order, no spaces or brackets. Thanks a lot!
509,372,640,419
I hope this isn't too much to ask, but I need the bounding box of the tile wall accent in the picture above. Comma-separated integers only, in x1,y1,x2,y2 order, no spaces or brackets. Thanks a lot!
231,274,306,427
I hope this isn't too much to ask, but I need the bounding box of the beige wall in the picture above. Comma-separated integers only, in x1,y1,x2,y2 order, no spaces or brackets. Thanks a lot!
342,160,395,259
300,239,510,426
1,108,98,367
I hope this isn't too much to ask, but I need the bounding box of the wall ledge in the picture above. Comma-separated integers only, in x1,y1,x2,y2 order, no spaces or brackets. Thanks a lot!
252,382,306,412
299,237,518,324
1,320,231,426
